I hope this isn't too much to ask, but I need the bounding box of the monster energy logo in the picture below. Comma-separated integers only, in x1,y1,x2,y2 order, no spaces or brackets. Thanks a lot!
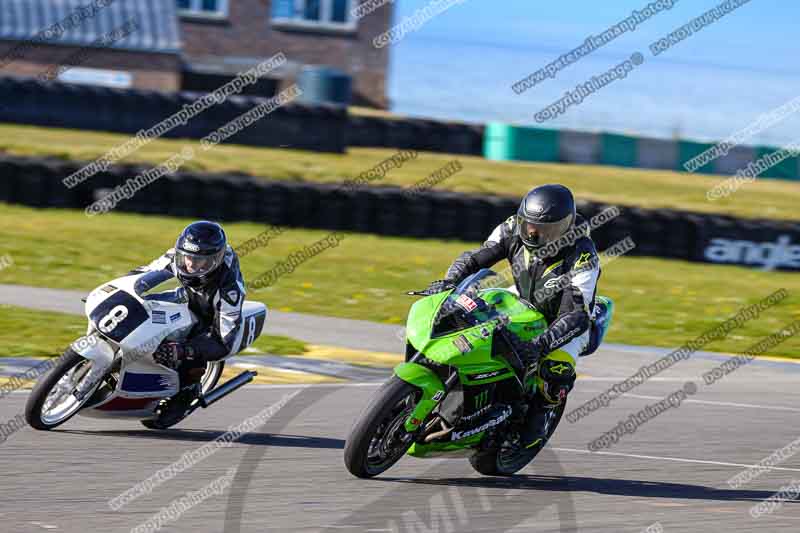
474,390,489,409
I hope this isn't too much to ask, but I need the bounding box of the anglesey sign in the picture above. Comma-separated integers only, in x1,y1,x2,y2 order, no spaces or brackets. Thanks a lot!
703,235,800,271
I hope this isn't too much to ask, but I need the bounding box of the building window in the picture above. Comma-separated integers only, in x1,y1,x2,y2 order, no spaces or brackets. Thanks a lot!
272,0,356,31
178,0,228,18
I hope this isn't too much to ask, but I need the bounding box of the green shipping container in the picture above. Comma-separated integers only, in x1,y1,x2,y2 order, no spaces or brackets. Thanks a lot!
754,145,800,180
483,122,560,162
678,140,716,174
600,133,638,167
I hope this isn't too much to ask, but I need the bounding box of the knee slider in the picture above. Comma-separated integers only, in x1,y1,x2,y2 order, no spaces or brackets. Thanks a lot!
538,358,576,402
539,358,576,383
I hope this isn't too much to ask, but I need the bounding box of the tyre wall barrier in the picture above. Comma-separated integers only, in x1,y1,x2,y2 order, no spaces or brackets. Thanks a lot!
0,78,347,153
1,155,799,271
0,76,484,155
346,115,484,155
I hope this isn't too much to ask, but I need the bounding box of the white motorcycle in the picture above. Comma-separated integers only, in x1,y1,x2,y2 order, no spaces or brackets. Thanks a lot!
25,270,267,430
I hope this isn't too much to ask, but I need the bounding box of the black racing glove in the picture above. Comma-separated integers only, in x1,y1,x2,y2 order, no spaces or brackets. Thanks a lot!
425,279,456,295
153,341,195,369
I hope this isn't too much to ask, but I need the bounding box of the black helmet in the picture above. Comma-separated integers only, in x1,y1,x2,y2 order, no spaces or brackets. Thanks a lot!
516,184,576,249
174,221,227,289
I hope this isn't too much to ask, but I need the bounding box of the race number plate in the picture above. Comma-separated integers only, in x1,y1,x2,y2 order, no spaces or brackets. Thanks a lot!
89,292,149,342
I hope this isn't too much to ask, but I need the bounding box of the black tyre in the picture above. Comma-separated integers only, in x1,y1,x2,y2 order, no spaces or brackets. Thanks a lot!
344,376,420,478
470,401,566,476
140,419,165,430
25,349,103,430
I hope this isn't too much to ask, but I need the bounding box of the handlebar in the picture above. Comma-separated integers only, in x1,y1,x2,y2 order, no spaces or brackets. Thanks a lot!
406,289,434,296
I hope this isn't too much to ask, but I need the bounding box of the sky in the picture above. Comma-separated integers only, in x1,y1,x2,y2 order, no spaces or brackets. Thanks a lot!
384,0,799,145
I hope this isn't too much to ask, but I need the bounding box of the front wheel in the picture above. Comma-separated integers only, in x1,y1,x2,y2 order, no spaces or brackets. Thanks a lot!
470,401,566,476
344,376,420,478
25,349,105,430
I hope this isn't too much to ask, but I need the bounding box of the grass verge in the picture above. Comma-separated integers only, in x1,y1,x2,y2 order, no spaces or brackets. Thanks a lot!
0,304,307,357
2,203,800,357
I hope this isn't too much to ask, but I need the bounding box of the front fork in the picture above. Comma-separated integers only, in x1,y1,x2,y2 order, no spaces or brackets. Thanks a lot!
70,334,117,400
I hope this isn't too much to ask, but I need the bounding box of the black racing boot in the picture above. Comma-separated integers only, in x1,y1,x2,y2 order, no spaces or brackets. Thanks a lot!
522,394,562,452
145,383,202,429
144,366,205,429
521,358,575,451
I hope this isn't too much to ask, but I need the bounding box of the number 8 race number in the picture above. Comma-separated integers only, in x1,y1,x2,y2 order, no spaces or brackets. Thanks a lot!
246,316,257,347
99,305,128,333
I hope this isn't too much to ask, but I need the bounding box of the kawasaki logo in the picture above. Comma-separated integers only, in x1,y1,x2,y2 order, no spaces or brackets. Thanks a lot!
451,406,512,441
704,235,800,271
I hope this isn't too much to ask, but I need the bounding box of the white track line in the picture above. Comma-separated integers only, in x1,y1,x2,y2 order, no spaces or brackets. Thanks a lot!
575,388,800,413
247,382,381,389
620,393,800,413
4,382,382,394
580,377,698,382
552,447,800,473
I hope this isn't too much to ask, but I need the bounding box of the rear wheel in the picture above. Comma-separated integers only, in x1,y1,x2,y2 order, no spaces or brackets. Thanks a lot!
200,361,224,395
25,349,106,430
344,376,421,478
470,401,566,476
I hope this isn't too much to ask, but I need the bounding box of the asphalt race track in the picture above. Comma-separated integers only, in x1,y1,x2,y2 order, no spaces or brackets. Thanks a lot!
2,285,800,531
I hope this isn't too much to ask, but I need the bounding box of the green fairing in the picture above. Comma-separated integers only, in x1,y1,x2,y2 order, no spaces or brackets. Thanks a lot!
394,362,445,432
348,269,613,475
405,290,449,350
407,288,546,368
397,284,548,437
407,433,486,458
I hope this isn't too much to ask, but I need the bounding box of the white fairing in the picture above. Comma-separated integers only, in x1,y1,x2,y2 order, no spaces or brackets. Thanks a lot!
73,271,267,418
237,301,268,353
71,334,115,366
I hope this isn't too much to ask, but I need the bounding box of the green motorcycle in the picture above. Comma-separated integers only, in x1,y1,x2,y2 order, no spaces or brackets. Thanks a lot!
345,268,608,478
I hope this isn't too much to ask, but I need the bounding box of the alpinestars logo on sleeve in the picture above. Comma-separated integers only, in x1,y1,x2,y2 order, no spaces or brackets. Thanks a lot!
544,275,567,289
575,252,592,268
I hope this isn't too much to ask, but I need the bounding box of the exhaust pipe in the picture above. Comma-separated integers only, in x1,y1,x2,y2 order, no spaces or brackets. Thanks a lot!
199,370,257,408
425,425,453,442
424,420,453,442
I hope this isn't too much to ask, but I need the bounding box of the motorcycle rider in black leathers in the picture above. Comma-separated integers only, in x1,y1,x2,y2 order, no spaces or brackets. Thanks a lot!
131,221,246,426
428,184,605,450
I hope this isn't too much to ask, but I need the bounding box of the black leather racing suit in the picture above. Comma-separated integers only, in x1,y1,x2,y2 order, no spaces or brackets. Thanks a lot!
133,246,247,369
446,214,601,364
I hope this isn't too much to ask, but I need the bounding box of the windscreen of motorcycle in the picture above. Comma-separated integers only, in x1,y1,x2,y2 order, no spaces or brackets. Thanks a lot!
431,269,523,338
